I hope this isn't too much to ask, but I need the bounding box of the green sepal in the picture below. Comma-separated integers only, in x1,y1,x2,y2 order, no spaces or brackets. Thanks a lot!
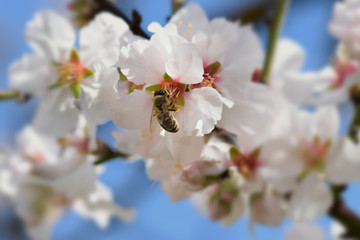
296,166,311,183
83,67,94,79
48,80,63,90
229,147,241,161
163,72,172,81
118,69,128,82
204,61,221,75
145,84,162,92
71,82,82,99
177,95,185,107
69,48,81,63
249,147,261,160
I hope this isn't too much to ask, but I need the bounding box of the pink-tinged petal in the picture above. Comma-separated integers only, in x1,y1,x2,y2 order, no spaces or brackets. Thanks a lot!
250,188,284,227
172,135,204,166
111,90,153,130
177,87,222,136
169,2,208,37
33,90,79,137
220,197,245,226
80,12,131,67
326,137,360,184
165,42,203,84
287,173,333,221
26,10,75,61
162,173,192,202
285,223,325,240
9,54,54,94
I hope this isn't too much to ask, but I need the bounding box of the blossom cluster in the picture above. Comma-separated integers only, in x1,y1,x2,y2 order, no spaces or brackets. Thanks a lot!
2,0,360,239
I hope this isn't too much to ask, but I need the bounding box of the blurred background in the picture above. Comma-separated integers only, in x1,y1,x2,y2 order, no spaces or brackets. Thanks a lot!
1,0,357,239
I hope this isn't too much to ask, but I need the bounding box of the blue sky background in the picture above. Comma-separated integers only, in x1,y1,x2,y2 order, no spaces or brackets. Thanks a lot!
1,0,359,239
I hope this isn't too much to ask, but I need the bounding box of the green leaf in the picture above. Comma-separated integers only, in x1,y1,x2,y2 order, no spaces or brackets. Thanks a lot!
204,61,221,75
69,48,81,63
145,84,162,92
71,82,82,99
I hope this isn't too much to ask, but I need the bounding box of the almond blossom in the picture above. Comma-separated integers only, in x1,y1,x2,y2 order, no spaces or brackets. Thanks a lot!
259,106,354,221
1,123,135,240
9,11,135,145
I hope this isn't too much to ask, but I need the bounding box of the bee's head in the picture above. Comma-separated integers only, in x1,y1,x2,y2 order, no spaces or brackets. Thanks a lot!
153,89,168,97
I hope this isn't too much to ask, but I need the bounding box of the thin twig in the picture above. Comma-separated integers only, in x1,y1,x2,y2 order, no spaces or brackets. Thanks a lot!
92,0,150,39
329,185,360,239
260,0,290,84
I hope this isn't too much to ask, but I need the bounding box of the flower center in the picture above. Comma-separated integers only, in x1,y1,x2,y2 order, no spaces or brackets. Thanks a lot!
50,49,93,98
301,138,330,169
190,61,221,90
230,147,262,178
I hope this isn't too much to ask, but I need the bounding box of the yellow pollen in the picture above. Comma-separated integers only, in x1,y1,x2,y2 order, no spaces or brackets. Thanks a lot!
187,30,191,34
217,74,220,77
188,23,193,28
175,160,182,170
178,21,183,27
183,34,187,38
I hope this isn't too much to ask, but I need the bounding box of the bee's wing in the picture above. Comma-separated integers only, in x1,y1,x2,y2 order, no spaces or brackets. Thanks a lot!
149,105,157,133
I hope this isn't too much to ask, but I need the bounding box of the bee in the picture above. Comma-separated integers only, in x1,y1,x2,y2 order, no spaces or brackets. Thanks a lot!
150,89,179,133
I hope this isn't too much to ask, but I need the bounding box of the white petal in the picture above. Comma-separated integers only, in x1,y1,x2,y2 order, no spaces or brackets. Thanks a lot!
260,139,304,194
169,2,208,37
285,223,325,240
80,12,131,67
287,173,333,221
220,197,245,226
165,42,204,84
177,87,222,136
111,90,153,130
51,160,97,199
33,90,79,137
313,106,340,141
26,10,75,61
250,189,284,227
222,25,263,69
9,54,53,94
326,137,360,184
273,39,305,77
117,39,163,85
193,18,239,65
73,182,135,228
162,173,192,202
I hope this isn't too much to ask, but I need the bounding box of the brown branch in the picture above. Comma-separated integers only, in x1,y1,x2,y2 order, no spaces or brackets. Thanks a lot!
329,185,360,239
92,0,150,39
